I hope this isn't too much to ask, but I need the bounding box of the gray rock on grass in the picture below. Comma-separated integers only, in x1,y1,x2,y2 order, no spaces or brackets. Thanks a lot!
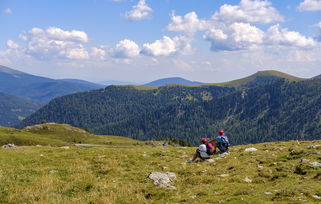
148,172,176,189
2,144,16,149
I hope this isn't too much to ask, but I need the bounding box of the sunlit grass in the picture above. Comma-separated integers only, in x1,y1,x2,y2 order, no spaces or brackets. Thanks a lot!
0,137,320,203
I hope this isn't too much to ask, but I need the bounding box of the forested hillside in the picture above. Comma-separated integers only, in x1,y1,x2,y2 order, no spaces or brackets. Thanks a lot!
0,92,40,127
18,72,321,145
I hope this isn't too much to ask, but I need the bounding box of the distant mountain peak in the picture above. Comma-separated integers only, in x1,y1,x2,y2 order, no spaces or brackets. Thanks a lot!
143,77,203,86
211,70,304,88
0,65,25,74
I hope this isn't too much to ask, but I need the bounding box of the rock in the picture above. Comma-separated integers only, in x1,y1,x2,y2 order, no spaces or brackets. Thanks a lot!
307,145,321,149
2,144,16,149
60,146,70,149
205,159,215,163
264,192,272,195
257,165,264,169
190,195,197,199
219,174,229,177
300,158,309,163
244,177,252,183
310,161,321,167
244,147,257,152
312,195,321,199
148,172,176,189
218,152,230,157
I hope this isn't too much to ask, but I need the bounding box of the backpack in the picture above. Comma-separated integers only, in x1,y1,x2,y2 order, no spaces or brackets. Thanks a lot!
216,136,229,151
206,143,214,155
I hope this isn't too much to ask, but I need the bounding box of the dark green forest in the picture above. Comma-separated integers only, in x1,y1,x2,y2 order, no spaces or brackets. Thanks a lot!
0,92,40,127
18,74,321,145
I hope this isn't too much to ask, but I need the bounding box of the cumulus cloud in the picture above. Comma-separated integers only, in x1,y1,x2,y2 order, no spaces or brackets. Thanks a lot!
167,12,209,35
6,40,19,49
298,0,321,11
142,35,192,56
212,0,283,24
4,8,12,14
124,0,152,21
265,24,317,48
111,39,140,58
19,27,89,60
203,22,318,51
91,47,107,60
204,23,264,51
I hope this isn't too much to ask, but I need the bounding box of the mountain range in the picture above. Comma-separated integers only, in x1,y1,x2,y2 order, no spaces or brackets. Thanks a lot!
0,65,104,104
17,70,321,145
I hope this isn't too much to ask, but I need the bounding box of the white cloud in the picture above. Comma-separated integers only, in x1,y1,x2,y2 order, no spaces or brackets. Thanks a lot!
19,27,89,60
111,39,140,58
265,24,317,48
91,47,107,60
167,12,209,35
298,0,321,11
212,0,283,24
204,23,264,51
46,27,89,43
142,35,192,56
4,8,12,14
124,0,152,21
316,21,321,41
6,40,19,49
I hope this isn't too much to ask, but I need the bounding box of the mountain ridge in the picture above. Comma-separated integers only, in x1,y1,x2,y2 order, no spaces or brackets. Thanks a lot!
0,65,104,104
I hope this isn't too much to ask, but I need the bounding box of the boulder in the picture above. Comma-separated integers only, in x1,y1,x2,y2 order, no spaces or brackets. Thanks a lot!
2,144,16,149
148,172,176,189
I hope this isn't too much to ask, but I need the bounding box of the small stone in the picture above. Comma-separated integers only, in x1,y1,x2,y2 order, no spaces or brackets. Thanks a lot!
257,165,264,169
36,145,42,147
312,195,321,199
300,158,309,163
244,147,257,152
310,161,321,167
40,154,44,157
307,145,321,149
60,146,70,149
190,195,196,199
219,174,229,177
2,144,16,149
205,159,214,163
244,177,252,183
264,192,272,195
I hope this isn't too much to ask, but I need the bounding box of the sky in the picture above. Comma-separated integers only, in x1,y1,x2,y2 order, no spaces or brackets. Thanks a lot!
1,0,321,83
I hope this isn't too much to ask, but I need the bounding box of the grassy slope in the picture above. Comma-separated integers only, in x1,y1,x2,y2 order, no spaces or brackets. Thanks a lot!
0,123,141,146
0,130,321,203
205,70,305,87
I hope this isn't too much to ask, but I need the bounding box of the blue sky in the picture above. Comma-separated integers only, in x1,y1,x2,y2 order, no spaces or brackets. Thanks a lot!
1,0,321,83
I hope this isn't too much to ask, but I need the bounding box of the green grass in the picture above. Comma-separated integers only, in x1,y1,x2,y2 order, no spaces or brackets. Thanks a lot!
1,125,321,204
0,123,142,146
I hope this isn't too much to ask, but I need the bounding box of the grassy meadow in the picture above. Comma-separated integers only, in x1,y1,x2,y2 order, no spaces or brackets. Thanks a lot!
1,124,321,203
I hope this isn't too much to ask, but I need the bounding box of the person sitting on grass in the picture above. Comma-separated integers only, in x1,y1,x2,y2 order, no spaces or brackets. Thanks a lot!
208,130,229,154
187,138,211,163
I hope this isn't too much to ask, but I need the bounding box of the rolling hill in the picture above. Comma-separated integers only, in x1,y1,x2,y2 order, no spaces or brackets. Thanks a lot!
143,77,203,86
209,70,304,88
18,70,320,145
0,65,104,104
0,92,40,127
